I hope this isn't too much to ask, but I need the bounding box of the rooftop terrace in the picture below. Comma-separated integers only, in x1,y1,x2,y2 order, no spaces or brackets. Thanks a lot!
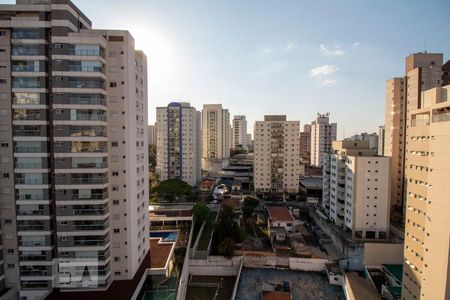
236,268,344,300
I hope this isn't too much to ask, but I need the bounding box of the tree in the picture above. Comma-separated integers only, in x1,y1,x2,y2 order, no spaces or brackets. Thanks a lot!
218,238,235,258
192,202,210,225
153,179,192,202
242,196,259,220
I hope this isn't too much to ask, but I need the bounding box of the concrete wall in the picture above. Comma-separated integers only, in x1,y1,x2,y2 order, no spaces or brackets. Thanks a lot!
289,257,330,272
364,243,403,266
189,256,241,276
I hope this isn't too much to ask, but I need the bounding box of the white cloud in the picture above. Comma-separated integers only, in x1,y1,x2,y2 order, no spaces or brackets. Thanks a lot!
352,41,360,47
319,43,345,57
309,64,339,77
283,42,296,53
321,79,337,86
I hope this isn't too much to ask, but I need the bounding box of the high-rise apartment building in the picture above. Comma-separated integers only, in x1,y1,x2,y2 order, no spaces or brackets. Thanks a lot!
156,102,201,186
201,104,230,173
378,125,385,156
384,77,406,211
0,1,149,299
148,124,156,146
310,113,337,167
401,65,450,298
322,141,390,239
346,132,378,154
232,115,248,150
299,124,311,164
254,115,301,198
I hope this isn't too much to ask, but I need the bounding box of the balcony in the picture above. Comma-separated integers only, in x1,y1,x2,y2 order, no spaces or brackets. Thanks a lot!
69,177,108,185
15,162,44,169
68,81,105,89
68,65,104,73
20,254,48,261
68,49,102,57
432,107,450,123
13,129,44,137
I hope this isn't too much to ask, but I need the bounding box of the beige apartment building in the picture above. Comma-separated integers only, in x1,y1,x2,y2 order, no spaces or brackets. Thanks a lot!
384,77,406,211
254,115,301,198
0,1,149,299
310,113,337,167
201,104,230,174
322,141,390,239
402,79,450,300
156,102,201,186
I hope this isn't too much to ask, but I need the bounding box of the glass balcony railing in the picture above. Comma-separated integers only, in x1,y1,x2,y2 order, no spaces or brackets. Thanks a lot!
68,49,102,56
70,177,108,185
12,65,41,72
68,81,105,89
68,65,104,73
17,225,46,231
72,208,109,216
13,130,43,137
71,162,108,169
71,114,106,122
67,97,106,106
20,255,48,261
15,146,45,153
15,162,44,169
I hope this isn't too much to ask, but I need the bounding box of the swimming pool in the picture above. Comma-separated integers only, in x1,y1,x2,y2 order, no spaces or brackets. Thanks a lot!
150,231,178,242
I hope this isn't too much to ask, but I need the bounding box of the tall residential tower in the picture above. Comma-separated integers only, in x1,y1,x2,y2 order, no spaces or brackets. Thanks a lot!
156,102,201,186
0,1,149,299
310,113,337,167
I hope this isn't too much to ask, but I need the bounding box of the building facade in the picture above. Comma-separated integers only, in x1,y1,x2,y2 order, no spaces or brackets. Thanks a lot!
254,115,301,198
346,132,378,154
232,115,247,150
0,1,149,299
310,113,337,167
201,104,230,174
148,124,156,146
299,124,311,164
322,141,390,239
156,102,201,186
401,74,450,298
378,125,385,156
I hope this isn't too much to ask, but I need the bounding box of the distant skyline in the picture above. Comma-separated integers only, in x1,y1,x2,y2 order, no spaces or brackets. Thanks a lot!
9,0,450,136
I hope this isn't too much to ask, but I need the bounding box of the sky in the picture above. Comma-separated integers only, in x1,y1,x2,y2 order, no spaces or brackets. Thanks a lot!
6,0,450,137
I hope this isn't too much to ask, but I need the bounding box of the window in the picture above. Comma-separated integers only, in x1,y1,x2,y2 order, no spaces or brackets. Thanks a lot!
7,249,14,254
113,229,120,233
110,82,117,88
111,141,118,147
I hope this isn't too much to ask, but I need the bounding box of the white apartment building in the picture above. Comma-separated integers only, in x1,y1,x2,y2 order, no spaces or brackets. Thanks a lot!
201,104,230,174
156,102,201,186
0,2,149,299
323,141,390,239
232,115,248,150
346,132,379,154
254,115,301,198
310,113,337,167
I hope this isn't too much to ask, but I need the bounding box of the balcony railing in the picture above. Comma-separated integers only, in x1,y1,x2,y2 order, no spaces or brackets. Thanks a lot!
67,97,106,106
15,178,45,185
68,49,102,56
14,146,45,153
15,162,44,169
69,177,108,185
68,65,104,73
71,114,106,122
432,111,450,123
71,162,107,169
68,81,105,89
20,255,48,261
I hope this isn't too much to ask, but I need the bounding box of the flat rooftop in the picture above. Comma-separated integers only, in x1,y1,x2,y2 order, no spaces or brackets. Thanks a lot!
300,176,323,189
149,238,175,269
235,268,344,300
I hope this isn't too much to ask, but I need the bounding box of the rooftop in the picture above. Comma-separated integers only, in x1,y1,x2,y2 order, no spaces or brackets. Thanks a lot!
235,268,344,300
262,291,291,300
299,176,323,189
345,272,380,300
221,198,241,208
149,238,175,269
267,206,295,222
